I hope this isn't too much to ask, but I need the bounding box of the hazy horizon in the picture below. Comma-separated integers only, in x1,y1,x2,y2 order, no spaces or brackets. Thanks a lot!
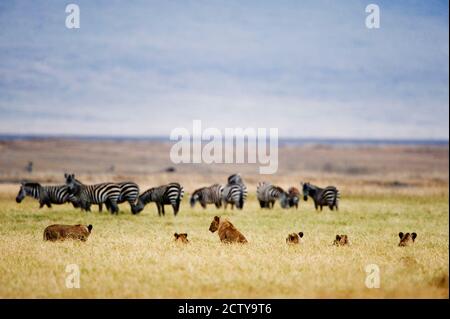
0,1,448,139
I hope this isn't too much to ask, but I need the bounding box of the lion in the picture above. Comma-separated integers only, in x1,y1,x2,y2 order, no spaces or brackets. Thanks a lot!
286,232,304,244
333,234,349,246
398,232,417,247
209,216,247,244
43,224,93,242
174,232,189,244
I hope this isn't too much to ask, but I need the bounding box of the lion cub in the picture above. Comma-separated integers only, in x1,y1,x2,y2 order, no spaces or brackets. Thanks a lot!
43,224,93,242
286,232,304,244
209,216,247,244
174,233,189,244
398,232,417,247
333,234,349,246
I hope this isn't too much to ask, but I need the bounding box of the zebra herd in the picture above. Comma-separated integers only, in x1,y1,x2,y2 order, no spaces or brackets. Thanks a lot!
16,173,340,215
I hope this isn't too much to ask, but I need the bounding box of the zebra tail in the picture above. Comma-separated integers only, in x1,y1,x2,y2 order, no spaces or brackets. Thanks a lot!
238,190,244,209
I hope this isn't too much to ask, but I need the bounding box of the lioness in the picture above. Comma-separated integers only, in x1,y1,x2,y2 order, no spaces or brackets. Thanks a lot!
286,232,303,244
209,216,247,244
398,232,417,247
43,224,93,242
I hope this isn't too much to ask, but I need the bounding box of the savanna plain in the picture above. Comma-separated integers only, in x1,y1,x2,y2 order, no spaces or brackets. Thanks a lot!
0,139,448,298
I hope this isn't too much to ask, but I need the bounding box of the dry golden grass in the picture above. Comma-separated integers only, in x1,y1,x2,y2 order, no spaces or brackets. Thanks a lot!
0,140,448,298
0,191,448,298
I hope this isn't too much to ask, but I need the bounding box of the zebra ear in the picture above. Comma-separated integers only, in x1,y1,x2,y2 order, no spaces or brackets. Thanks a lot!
64,173,68,178
21,180,25,185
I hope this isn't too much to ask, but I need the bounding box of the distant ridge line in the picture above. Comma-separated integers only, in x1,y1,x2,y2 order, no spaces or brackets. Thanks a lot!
0,134,448,146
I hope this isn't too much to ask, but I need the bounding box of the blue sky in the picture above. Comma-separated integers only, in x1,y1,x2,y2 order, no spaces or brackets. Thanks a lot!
0,0,448,139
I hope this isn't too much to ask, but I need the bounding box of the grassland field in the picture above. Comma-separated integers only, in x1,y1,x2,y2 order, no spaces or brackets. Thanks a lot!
0,140,448,298
0,190,448,298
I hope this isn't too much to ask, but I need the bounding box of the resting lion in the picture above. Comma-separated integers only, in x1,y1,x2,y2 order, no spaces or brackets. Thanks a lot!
43,224,93,242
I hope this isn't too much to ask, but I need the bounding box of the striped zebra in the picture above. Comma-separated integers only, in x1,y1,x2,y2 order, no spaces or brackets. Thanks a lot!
132,183,184,216
64,173,121,214
301,182,340,211
102,182,140,213
221,183,247,210
256,182,288,209
16,181,78,208
227,173,243,185
190,184,224,209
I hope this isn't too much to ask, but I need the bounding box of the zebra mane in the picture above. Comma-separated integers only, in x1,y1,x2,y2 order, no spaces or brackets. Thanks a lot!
22,182,42,188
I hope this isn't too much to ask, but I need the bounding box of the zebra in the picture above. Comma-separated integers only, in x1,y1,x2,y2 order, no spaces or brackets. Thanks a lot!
190,184,224,209
301,182,340,211
221,183,247,210
15,181,78,208
132,183,184,216
64,173,121,214
256,182,288,209
227,173,244,185
101,182,140,213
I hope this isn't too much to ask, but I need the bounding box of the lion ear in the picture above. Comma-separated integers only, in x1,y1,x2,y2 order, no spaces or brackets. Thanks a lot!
87,225,93,232
411,233,417,240
336,235,341,241
174,233,179,238
183,233,188,237
214,216,220,222
399,232,404,239
298,232,304,238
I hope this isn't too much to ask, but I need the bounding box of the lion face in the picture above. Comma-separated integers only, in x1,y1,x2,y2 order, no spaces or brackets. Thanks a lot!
209,216,220,233
398,232,417,247
286,232,303,244
174,232,189,243
333,234,349,246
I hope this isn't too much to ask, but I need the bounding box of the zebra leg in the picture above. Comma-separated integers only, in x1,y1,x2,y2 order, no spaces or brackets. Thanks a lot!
259,200,264,208
46,202,52,208
201,202,207,209
109,201,119,215
161,204,166,216
156,203,161,216
173,200,180,216
98,203,103,212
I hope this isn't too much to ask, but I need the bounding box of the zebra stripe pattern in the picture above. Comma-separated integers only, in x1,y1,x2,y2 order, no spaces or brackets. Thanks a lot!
190,184,224,209
16,181,77,208
65,173,121,214
221,183,247,210
133,182,184,216
256,182,288,209
102,182,140,212
302,182,340,211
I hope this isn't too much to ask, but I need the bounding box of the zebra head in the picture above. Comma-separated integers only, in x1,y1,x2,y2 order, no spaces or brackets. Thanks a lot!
64,173,80,195
190,193,199,208
301,182,311,201
16,181,28,203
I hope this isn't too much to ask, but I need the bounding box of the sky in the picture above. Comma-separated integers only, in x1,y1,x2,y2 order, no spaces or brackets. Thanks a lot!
0,0,448,139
